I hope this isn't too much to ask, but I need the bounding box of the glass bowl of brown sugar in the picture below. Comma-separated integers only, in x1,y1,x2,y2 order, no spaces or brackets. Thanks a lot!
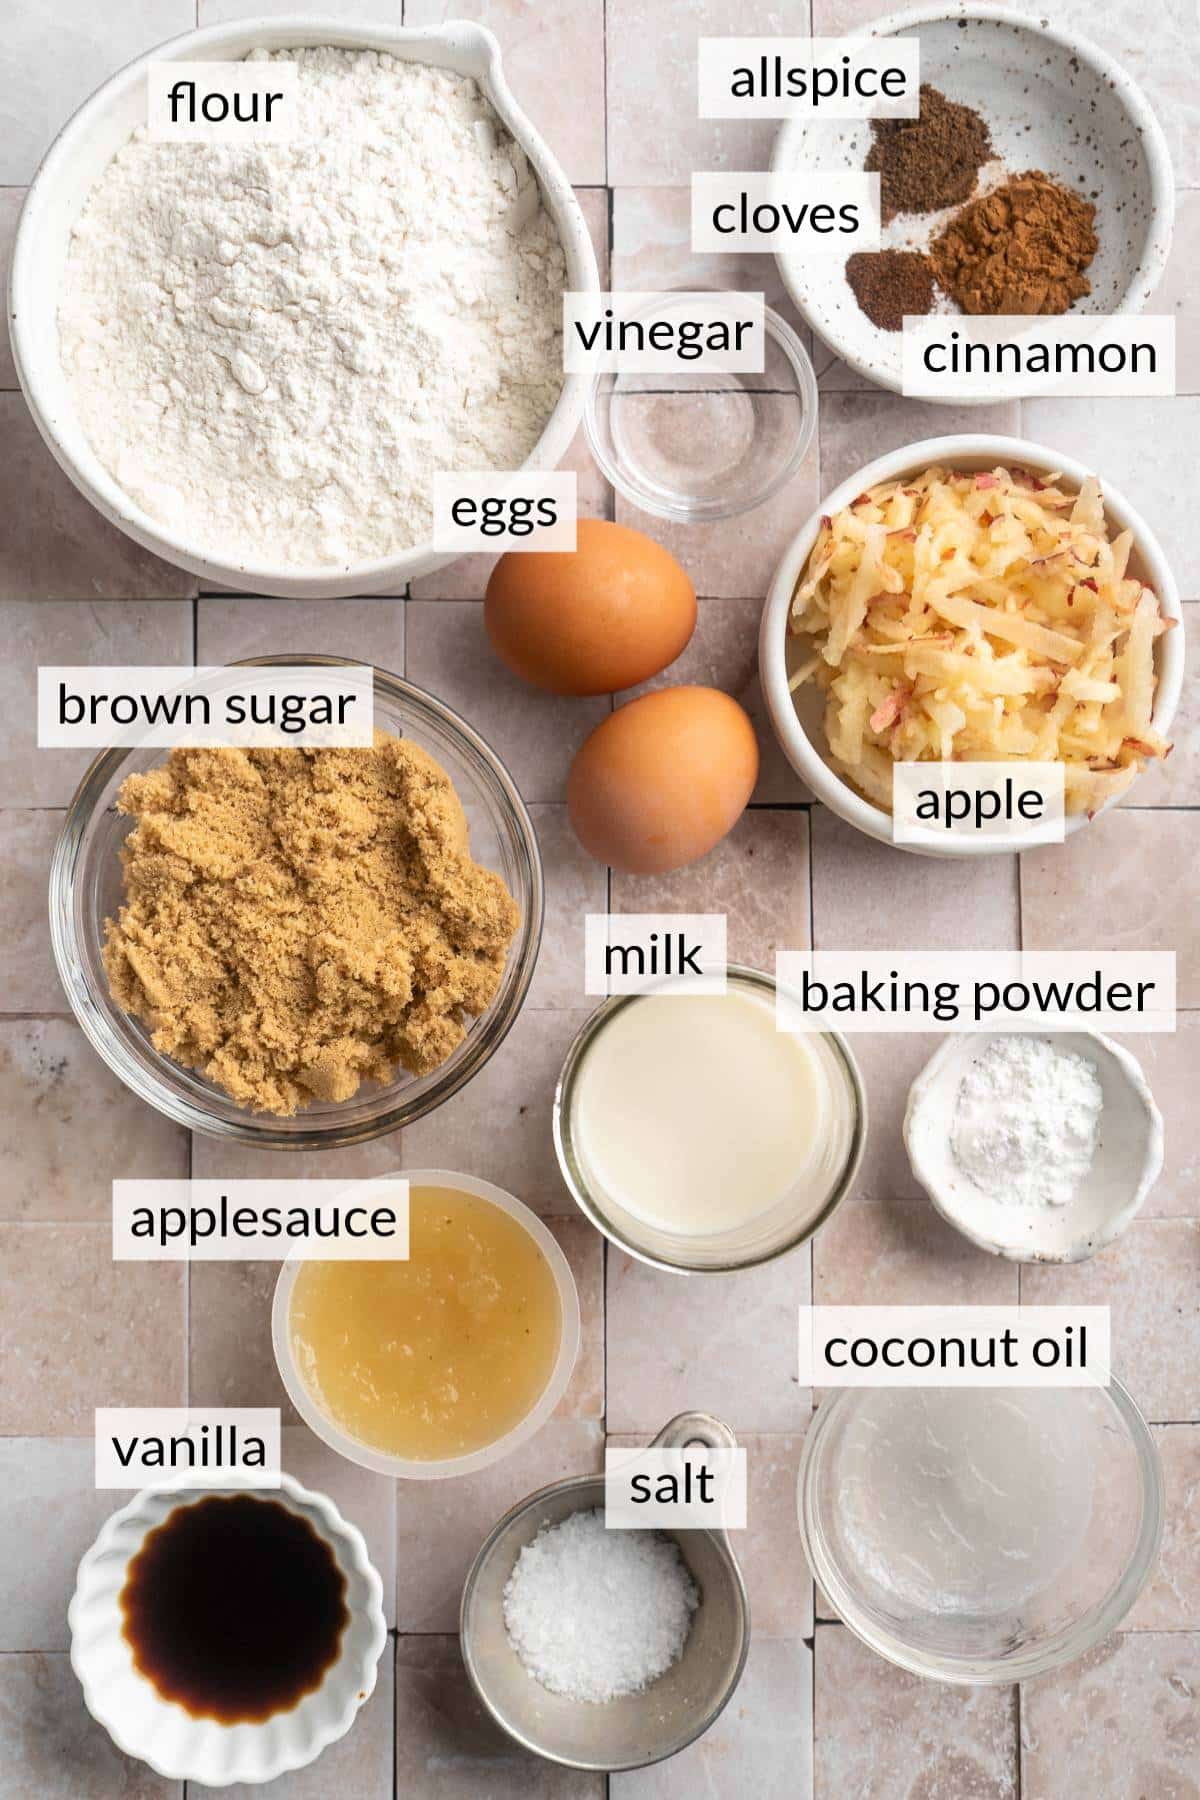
49,657,544,1148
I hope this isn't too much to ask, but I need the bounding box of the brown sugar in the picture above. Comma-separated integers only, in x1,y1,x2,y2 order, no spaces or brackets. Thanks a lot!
103,734,520,1115
865,85,993,223
930,171,1099,315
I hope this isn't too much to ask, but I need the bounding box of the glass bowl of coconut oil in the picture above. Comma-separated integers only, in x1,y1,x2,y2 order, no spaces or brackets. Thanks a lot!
798,1379,1164,1684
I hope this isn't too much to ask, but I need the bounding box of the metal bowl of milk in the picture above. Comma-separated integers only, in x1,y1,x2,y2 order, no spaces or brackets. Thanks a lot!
553,965,867,1272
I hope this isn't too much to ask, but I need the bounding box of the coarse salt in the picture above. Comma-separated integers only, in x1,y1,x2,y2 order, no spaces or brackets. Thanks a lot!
502,1507,699,1704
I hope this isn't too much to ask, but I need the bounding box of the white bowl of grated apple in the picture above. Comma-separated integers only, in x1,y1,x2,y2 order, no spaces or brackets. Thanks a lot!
759,435,1183,858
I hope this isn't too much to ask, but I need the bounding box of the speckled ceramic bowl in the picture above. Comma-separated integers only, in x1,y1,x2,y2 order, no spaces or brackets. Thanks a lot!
772,5,1174,397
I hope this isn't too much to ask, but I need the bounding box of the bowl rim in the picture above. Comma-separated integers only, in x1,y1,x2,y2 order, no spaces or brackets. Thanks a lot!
9,13,598,597
551,964,869,1273
581,301,819,524
48,654,545,1146
458,1413,751,1772
270,1169,581,1479
758,433,1185,857
797,1373,1166,1685
902,1028,1166,1264
771,2,1177,397
68,1471,388,1784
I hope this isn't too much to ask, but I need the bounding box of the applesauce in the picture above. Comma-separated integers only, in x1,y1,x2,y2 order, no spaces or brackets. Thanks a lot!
287,1184,563,1462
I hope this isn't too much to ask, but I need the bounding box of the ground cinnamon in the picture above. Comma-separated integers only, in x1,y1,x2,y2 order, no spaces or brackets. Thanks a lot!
930,171,1098,314
103,734,520,1115
865,85,993,223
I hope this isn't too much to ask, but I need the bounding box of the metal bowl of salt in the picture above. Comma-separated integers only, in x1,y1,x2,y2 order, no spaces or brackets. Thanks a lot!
460,1411,750,1772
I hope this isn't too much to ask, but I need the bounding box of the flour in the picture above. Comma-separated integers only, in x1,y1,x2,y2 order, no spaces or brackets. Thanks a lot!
58,48,566,568
950,1035,1103,1210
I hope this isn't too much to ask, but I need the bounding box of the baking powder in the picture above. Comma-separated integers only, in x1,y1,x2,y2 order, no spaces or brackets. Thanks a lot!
58,48,566,567
949,1034,1104,1209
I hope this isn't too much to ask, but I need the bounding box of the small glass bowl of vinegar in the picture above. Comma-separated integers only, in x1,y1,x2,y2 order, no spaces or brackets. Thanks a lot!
272,1170,580,1480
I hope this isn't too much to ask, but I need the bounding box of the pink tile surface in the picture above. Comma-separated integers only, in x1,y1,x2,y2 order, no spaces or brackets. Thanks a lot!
606,1246,813,1434
1156,191,1200,396
0,398,196,601
815,1623,1017,1800
0,190,24,387
1020,1632,1200,1799
612,806,812,965
0,1440,112,1651
1021,1221,1200,1423
6,0,194,184
606,0,798,186
811,806,1021,951
816,393,1022,496
394,1420,603,1632
610,1430,814,1639
0,1019,186,1222
188,1259,301,1427
1,601,192,808
0,1225,184,1434
1021,810,1200,1006
409,423,613,601
611,187,802,329
842,1032,944,1203
814,1197,1020,1309
400,1006,590,1215
189,1135,404,1182
0,1653,180,1799
610,1638,813,1799
617,597,812,805
527,805,608,1009
1111,1022,1200,1218
0,811,67,1012
404,1,607,185
406,601,610,803
195,596,404,673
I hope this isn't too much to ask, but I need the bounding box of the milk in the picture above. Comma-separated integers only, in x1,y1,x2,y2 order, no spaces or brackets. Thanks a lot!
570,985,848,1238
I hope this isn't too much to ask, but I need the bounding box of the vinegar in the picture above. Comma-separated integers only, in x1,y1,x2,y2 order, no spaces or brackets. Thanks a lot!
288,1185,562,1462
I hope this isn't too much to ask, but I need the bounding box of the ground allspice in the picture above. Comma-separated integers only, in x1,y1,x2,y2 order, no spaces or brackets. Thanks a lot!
846,250,937,332
865,84,993,222
931,171,1099,314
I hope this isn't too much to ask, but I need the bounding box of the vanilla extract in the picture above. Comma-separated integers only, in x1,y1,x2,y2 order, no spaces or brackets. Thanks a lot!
119,1493,348,1723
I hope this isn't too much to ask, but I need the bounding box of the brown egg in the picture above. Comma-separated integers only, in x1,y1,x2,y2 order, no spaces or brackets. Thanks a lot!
484,518,696,696
567,687,759,874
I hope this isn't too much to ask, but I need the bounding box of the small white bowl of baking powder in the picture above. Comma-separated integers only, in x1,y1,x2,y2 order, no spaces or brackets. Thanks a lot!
904,1032,1163,1264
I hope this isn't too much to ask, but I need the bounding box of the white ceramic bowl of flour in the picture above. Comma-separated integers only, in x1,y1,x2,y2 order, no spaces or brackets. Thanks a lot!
9,17,598,599
904,1031,1163,1263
